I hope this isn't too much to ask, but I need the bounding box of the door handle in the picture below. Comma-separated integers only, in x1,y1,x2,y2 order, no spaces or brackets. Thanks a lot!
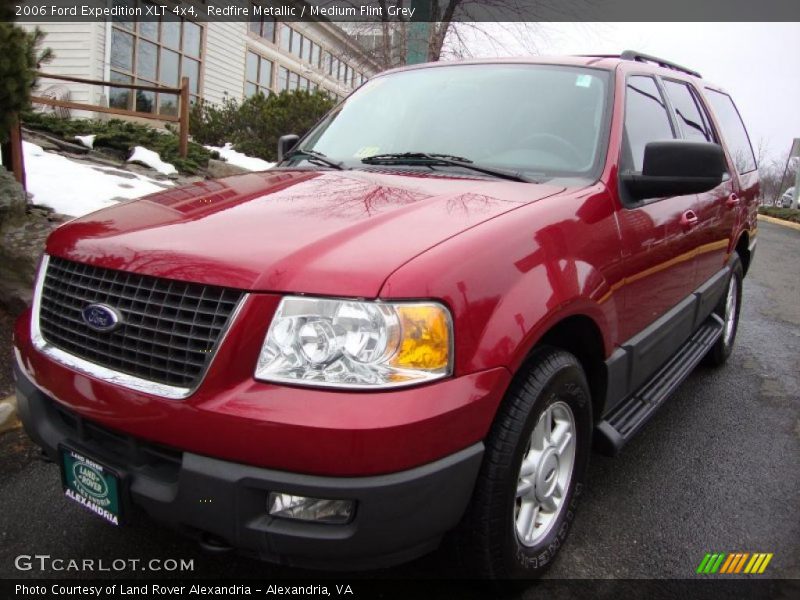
726,193,740,208
680,210,699,229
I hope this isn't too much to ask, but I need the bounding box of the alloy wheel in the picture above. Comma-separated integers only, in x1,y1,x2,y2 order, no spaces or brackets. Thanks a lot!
514,400,576,547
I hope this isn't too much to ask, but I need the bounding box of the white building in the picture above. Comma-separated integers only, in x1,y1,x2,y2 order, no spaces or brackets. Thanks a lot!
23,4,380,118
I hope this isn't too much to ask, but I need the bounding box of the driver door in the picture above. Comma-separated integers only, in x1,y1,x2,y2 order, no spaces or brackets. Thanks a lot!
615,75,703,389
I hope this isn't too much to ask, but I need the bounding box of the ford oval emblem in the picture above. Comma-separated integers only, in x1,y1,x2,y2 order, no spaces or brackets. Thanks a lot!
81,303,122,332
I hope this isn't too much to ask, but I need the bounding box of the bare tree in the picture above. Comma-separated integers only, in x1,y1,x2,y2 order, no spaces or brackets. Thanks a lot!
333,0,573,73
759,150,796,205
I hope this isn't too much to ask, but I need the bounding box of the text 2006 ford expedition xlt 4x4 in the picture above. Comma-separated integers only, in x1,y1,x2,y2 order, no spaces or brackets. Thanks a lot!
13,52,758,578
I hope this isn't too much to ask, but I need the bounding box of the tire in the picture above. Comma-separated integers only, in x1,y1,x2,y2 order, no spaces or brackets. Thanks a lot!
704,255,743,367
456,347,592,578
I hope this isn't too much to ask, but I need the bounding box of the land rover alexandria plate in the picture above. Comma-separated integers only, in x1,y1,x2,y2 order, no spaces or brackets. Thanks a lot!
59,446,123,526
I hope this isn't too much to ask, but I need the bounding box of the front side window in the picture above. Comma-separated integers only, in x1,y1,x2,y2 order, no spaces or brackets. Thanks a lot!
663,80,715,143
298,64,611,180
705,89,756,173
109,2,202,114
621,75,675,172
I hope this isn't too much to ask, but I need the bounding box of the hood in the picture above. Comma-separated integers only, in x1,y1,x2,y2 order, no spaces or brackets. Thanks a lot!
46,169,564,296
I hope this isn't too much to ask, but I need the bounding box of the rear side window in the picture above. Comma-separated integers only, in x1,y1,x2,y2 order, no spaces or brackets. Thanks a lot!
705,89,756,173
663,80,715,143
622,76,675,172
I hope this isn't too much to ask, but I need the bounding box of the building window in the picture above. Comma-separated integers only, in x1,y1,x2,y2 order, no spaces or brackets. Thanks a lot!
311,43,320,68
280,25,291,52
322,51,332,74
246,50,273,97
109,2,202,115
290,30,302,56
249,3,276,43
278,66,289,91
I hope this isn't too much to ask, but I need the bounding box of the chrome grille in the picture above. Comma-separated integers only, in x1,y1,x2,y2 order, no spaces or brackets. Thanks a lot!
38,257,244,389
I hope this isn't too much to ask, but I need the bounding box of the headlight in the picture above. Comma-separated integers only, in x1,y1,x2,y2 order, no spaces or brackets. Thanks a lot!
255,296,453,388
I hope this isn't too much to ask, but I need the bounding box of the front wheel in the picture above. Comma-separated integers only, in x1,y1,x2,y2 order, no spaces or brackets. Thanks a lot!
456,348,592,578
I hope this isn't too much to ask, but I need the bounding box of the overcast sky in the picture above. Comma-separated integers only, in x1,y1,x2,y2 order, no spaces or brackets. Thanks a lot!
454,22,800,166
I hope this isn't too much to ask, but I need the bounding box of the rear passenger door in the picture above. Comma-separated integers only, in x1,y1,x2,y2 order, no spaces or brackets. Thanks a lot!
616,75,701,348
661,79,736,287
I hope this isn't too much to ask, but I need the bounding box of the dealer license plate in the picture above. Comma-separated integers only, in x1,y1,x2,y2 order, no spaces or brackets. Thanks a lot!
59,446,122,526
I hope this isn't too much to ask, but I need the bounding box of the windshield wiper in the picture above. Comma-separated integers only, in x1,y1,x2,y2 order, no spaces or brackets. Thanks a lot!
361,152,531,183
285,149,345,170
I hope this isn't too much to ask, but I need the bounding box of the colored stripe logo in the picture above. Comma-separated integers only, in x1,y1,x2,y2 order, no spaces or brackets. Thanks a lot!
697,552,773,574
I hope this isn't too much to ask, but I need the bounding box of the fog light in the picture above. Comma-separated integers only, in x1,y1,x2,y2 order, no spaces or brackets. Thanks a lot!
268,492,355,524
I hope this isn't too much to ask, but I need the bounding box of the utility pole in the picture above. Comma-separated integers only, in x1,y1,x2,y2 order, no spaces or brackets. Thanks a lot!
406,0,431,65
792,139,800,210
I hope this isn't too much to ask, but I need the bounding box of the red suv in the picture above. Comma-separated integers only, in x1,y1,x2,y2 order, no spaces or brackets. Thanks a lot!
13,52,758,577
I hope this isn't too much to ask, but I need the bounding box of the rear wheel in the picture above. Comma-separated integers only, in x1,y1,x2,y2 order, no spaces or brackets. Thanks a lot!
456,348,592,578
704,256,743,367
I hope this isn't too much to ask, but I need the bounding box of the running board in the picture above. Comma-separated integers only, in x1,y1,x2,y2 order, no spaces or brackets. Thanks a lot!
595,314,724,456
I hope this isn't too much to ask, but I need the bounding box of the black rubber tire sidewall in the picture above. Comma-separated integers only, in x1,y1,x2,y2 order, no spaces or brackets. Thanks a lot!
458,348,593,578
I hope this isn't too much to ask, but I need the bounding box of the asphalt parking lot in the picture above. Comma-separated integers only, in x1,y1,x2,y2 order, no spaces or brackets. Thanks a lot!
0,220,798,586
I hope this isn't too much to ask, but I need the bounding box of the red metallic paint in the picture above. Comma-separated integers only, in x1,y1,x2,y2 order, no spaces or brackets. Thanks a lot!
15,299,511,476
43,169,563,297
14,57,757,477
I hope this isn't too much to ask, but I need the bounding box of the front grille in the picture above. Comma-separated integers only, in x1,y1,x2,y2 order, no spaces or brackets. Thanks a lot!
38,257,244,389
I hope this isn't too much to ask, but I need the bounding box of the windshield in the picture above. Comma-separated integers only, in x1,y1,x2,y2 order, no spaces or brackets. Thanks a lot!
296,64,611,181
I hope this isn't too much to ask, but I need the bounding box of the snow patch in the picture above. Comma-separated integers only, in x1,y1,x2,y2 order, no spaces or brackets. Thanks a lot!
127,146,177,176
205,143,274,172
23,141,172,217
74,134,96,149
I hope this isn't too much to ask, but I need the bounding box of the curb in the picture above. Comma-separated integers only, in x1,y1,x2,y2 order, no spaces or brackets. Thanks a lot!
758,213,800,232
0,394,20,434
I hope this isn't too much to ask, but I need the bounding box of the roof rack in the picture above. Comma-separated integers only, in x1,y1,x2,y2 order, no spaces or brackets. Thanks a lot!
580,51,702,78
619,51,702,78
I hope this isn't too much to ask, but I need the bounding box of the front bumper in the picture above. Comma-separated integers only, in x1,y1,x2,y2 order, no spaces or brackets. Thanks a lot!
15,363,483,569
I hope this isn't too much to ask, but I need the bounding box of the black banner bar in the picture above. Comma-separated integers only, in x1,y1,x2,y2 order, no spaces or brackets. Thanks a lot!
7,0,800,23
3,579,799,600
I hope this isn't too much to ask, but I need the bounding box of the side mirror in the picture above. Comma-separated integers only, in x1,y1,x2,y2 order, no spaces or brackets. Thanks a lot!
278,134,300,162
621,140,726,201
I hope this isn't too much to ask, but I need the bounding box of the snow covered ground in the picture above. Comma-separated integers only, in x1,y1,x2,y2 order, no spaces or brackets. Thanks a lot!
23,141,172,217
20,140,274,219
128,146,177,176
205,143,275,171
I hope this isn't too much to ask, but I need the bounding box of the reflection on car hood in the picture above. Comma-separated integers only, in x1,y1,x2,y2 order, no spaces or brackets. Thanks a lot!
46,169,565,296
